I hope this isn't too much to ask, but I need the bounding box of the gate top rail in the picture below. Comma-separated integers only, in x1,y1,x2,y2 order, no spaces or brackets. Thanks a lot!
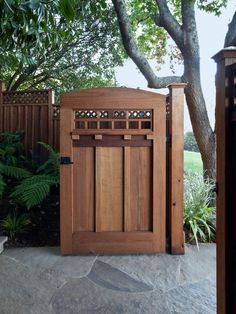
60,87,166,109
60,87,167,135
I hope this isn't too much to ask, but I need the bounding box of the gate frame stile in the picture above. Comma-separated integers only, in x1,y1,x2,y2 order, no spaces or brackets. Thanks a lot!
60,108,74,254
153,91,166,252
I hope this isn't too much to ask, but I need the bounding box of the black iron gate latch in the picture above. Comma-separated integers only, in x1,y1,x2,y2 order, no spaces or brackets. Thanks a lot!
60,156,73,165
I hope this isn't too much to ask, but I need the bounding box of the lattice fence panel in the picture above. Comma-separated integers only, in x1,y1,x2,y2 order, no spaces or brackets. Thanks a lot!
0,89,59,160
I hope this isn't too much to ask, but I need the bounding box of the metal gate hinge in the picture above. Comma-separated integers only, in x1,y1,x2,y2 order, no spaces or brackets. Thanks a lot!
166,135,171,145
214,182,218,195
60,156,73,165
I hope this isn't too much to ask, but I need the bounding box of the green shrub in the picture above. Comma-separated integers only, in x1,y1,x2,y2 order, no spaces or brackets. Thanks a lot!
1,213,30,240
10,142,60,209
0,131,24,165
184,171,216,248
11,174,59,209
0,131,31,197
184,131,199,152
36,142,60,177
0,131,59,208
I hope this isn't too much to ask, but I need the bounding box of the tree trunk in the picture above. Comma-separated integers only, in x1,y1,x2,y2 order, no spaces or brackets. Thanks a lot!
183,73,216,178
112,0,216,178
224,11,236,47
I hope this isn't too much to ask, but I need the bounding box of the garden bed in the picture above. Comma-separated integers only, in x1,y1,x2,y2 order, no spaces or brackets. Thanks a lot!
0,193,60,247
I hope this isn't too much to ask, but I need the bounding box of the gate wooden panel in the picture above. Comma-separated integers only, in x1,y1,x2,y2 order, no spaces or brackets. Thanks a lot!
60,87,185,255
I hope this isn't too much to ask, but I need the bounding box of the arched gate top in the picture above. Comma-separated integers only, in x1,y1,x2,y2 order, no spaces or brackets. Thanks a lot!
60,87,166,109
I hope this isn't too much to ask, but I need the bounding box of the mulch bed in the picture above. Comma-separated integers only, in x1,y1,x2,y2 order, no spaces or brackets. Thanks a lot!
0,192,60,248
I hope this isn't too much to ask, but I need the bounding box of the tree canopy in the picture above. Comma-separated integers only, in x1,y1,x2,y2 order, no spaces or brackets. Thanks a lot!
111,0,235,178
0,0,124,92
1,0,236,177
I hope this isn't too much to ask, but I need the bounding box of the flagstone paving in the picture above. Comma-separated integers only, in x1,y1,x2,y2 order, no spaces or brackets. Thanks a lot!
0,244,216,314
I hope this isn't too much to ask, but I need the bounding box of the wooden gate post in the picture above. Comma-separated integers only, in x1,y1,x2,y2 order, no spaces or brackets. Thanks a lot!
213,47,236,314
168,83,186,255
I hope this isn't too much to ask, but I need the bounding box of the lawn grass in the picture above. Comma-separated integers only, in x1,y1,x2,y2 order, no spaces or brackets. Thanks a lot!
184,150,203,175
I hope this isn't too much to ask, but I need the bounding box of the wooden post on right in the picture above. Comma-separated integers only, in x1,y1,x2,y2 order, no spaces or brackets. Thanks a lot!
213,47,236,314
168,83,186,255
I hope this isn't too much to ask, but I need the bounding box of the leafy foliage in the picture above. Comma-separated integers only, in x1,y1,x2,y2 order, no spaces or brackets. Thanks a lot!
1,213,30,240
0,163,31,179
0,174,6,197
125,0,229,70
184,171,216,248
37,142,60,177
128,0,168,64
11,175,58,209
184,132,199,153
0,132,59,208
0,131,24,165
10,142,60,209
0,1,124,92
197,0,228,16
0,131,32,197
0,0,78,53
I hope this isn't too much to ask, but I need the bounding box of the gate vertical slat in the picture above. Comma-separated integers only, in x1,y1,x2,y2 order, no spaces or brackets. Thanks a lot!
124,146,131,232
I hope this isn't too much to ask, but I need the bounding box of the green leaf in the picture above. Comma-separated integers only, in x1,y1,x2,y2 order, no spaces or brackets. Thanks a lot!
0,174,6,197
11,174,58,209
1,213,30,240
28,0,40,10
0,163,32,178
59,0,76,21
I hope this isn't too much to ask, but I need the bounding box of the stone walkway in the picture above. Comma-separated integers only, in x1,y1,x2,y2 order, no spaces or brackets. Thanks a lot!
0,244,216,314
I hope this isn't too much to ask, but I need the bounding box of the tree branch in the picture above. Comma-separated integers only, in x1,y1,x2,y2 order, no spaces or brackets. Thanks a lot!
181,0,195,28
112,0,182,88
27,75,53,89
7,70,20,90
224,10,236,47
180,0,200,73
155,0,184,50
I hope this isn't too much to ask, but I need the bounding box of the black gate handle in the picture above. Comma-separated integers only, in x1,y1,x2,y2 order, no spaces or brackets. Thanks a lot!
60,156,73,165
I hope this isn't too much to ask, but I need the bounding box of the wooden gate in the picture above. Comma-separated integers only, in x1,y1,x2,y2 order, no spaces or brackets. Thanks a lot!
60,87,185,255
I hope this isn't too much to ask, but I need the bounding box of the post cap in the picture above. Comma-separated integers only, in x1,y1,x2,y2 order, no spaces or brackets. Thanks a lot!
167,83,187,89
212,47,236,63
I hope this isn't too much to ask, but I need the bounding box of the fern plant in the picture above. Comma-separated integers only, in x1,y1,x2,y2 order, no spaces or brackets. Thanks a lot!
1,213,30,240
184,171,216,249
11,175,59,209
0,163,31,197
0,131,31,197
37,142,60,176
11,142,60,209
0,131,24,165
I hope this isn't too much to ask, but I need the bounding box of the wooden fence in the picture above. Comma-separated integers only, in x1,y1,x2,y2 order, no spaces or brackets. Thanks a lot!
0,81,59,159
